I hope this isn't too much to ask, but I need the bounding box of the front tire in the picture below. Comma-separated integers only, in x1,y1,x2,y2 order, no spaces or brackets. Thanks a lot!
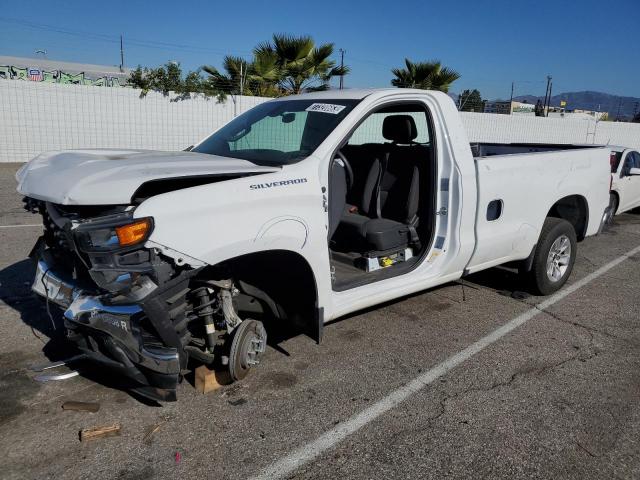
525,217,577,295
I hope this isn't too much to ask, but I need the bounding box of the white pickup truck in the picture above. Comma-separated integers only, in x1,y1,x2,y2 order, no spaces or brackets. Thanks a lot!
16,88,611,401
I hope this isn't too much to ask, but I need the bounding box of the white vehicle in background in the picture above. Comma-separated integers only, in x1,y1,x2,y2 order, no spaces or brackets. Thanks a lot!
16,88,612,401
608,147,640,220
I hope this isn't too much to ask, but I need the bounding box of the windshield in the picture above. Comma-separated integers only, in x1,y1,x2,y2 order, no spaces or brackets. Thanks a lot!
192,99,359,166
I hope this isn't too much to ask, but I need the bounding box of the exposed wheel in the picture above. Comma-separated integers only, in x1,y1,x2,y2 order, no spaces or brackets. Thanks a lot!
524,217,577,295
605,193,618,225
228,319,267,381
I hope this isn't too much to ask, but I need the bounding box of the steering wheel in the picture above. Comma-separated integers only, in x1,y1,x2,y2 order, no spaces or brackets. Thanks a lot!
335,150,354,190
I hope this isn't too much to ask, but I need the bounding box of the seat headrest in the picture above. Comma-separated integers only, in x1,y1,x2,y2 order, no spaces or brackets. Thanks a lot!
382,115,418,143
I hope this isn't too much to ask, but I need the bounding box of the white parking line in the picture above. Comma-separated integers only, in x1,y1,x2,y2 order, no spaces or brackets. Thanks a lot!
0,224,41,228
250,244,640,480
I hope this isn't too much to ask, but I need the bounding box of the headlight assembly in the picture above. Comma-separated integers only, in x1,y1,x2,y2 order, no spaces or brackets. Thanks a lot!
115,218,153,247
75,215,154,252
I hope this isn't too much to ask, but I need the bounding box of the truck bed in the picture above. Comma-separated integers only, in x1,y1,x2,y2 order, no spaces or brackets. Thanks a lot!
471,142,602,158
466,144,610,273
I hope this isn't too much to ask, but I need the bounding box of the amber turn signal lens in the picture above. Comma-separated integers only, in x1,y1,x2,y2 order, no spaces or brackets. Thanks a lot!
115,218,152,247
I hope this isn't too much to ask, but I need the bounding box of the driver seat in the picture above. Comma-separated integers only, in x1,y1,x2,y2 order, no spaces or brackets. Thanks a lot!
335,115,422,254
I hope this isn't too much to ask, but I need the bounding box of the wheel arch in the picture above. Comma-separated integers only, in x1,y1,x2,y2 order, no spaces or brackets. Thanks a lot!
201,249,323,343
546,194,589,241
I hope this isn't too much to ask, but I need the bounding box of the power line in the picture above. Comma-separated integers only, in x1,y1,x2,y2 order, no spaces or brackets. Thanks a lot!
0,16,251,57
347,55,389,68
7,14,628,103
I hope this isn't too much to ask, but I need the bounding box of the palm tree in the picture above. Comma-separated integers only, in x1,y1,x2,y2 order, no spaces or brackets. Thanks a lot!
202,56,250,99
255,34,349,95
391,59,460,93
247,49,282,97
203,35,349,98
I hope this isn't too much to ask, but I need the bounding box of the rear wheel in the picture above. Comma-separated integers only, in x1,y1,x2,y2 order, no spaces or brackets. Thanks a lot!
524,217,577,295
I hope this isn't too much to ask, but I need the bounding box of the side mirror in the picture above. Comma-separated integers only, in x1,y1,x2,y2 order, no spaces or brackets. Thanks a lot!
629,168,640,176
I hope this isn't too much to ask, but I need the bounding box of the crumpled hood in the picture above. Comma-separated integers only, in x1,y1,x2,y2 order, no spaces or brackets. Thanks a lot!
16,149,280,205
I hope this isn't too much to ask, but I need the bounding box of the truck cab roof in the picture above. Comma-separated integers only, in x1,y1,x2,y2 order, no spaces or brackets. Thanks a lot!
270,88,451,102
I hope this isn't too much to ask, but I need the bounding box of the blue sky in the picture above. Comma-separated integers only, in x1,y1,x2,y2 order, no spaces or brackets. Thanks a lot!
1,0,638,100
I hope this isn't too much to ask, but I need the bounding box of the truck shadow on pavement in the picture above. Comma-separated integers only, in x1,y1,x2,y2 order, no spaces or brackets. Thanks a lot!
326,265,534,331
0,259,67,349
0,258,161,406
0,256,534,407
463,266,533,300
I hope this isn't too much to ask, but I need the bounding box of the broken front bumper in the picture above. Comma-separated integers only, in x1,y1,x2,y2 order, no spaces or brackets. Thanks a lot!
33,259,182,401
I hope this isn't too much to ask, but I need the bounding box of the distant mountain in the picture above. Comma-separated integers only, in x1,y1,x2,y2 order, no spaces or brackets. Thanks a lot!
514,91,640,118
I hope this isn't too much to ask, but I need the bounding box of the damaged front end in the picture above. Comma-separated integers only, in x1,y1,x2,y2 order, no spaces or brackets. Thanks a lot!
26,198,201,401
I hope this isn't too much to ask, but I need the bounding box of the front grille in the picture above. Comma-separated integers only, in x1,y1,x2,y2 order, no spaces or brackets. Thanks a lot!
42,205,73,252
25,197,127,282
37,204,85,280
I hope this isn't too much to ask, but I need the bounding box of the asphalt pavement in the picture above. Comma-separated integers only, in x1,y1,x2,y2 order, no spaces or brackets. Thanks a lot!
1,162,639,480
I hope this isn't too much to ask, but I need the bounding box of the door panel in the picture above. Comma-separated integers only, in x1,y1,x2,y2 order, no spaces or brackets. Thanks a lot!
620,152,640,211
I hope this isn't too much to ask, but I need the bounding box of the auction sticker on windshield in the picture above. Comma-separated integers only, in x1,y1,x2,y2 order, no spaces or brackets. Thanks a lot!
306,103,346,114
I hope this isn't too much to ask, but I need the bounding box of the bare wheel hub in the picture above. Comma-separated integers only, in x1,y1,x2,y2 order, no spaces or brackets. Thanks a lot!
228,319,267,381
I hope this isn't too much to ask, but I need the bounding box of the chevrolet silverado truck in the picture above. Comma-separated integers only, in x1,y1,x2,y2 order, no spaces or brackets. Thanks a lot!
16,89,612,401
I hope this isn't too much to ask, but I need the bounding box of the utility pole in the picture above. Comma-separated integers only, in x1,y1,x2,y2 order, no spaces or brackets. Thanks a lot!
615,97,623,121
339,48,345,90
119,35,124,72
235,61,244,118
543,75,552,117
509,81,514,114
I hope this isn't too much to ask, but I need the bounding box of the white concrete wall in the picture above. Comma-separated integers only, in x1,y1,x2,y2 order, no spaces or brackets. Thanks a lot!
1,80,640,163
460,112,595,144
592,121,640,147
460,111,640,148
0,80,268,163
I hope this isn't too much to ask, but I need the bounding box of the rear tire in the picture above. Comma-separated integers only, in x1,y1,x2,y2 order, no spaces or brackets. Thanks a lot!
524,217,577,295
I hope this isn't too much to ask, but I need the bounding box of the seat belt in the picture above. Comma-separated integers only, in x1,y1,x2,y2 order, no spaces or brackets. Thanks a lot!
375,149,390,218
407,214,422,250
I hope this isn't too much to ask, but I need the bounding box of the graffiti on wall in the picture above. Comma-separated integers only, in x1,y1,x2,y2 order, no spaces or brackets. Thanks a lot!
0,65,126,87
